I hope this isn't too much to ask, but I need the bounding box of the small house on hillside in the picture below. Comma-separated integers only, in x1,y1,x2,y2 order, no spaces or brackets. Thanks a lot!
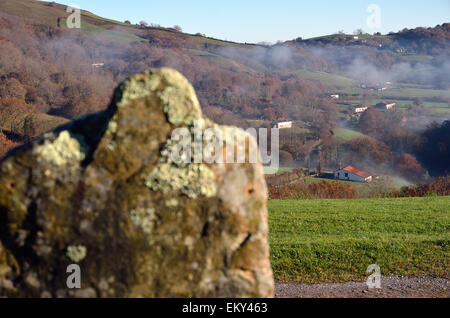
330,94,340,99
271,120,293,129
334,166,373,183
354,106,368,114
375,101,396,110
361,83,387,91
92,63,104,68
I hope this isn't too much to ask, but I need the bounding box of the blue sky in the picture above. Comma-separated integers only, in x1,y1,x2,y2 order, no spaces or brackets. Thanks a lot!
54,0,449,43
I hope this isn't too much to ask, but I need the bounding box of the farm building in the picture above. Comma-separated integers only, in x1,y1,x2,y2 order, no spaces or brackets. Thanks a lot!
330,94,340,99
361,83,387,91
334,166,373,183
375,101,396,110
271,121,293,129
354,106,368,114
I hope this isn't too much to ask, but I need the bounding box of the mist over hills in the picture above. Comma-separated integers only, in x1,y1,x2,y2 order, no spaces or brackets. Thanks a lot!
0,0,449,180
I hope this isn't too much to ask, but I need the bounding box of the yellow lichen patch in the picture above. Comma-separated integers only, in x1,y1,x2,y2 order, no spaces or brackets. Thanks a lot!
165,198,179,208
130,208,155,234
33,131,87,166
160,86,202,126
145,120,217,199
145,163,216,199
115,72,161,108
106,121,118,135
114,68,202,126
66,245,87,263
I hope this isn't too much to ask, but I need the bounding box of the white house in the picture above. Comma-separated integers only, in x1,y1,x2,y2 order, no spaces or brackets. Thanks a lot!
354,106,368,114
334,166,373,183
375,102,396,110
330,94,340,100
271,121,293,129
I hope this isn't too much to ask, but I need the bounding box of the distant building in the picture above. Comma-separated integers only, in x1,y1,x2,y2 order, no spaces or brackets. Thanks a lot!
271,121,293,129
92,63,105,68
330,94,340,99
334,166,373,183
361,83,387,91
354,106,368,114
375,101,396,110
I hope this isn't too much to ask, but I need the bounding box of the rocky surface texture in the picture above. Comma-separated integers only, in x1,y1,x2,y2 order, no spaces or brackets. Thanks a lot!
0,68,274,298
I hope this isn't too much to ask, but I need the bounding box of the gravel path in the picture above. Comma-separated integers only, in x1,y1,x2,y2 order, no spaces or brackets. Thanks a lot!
275,276,450,298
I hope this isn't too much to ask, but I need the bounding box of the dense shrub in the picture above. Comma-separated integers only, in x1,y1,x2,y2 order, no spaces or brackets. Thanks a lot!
389,176,450,197
269,180,358,199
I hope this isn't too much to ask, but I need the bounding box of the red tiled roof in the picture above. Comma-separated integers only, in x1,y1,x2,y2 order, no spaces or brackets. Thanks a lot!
342,166,372,178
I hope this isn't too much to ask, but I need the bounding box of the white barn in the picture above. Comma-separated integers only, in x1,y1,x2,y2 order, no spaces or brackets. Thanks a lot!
354,106,368,114
334,166,373,183
271,121,293,129
375,102,396,110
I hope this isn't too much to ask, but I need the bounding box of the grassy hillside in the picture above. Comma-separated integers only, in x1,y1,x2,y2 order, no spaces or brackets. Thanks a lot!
0,0,127,29
269,197,450,283
337,86,450,100
297,70,354,88
0,0,147,43
332,128,367,141
0,0,255,48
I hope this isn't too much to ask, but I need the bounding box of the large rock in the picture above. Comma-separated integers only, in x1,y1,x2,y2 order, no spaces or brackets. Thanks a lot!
0,68,274,298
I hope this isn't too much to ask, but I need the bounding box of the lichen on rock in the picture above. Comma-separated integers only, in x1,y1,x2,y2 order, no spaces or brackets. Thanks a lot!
66,245,87,263
145,162,217,199
115,72,162,108
130,207,156,234
0,68,274,298
33,130,88,166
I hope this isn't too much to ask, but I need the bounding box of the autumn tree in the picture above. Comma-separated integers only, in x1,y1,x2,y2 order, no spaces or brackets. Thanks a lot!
394,153,425,182
358,108,386,137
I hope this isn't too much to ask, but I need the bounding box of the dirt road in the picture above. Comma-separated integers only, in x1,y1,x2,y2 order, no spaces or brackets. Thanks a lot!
275,276,449,298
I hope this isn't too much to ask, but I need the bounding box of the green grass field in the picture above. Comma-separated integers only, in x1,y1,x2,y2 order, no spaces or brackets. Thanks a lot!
332,128,367,141
268,197,450,283
338,87,450,100
274,167,295,175
297,70,355,88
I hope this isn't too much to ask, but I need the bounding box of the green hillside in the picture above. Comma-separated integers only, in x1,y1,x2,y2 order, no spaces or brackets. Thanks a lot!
332,128,367,141
0,0,254,47
297,70,355,88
